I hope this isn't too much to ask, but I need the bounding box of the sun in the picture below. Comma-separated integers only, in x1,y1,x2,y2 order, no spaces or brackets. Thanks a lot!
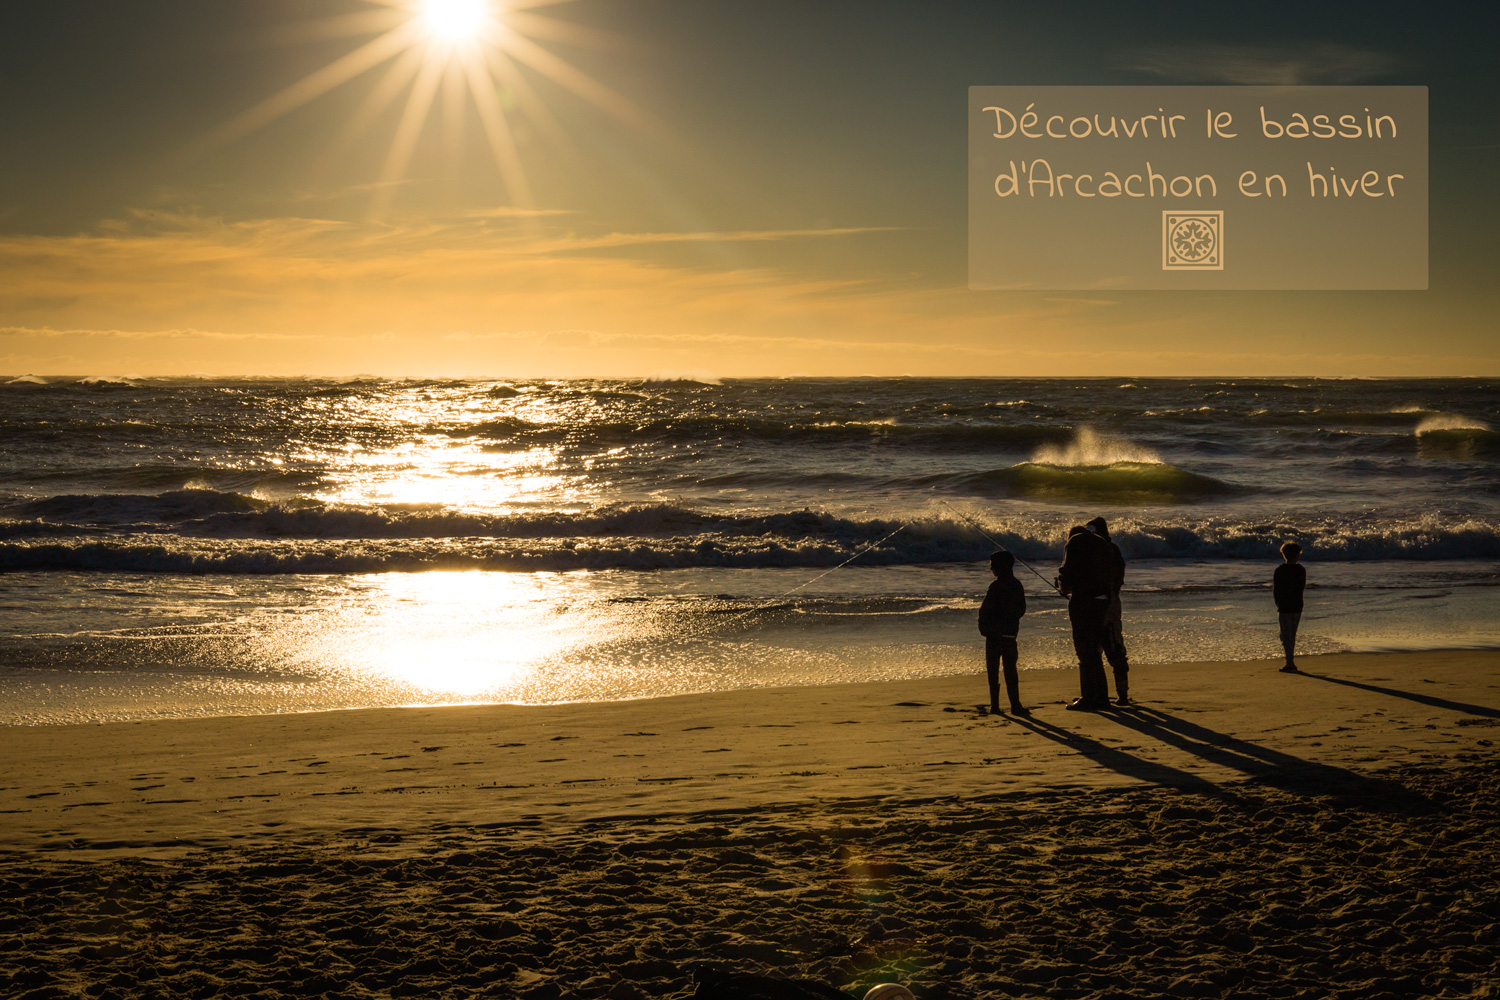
420,0,490,44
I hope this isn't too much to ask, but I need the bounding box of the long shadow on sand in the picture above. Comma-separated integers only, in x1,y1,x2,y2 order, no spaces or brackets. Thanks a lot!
1297,671,1500,719
1103,706,1432,811
1008,713,1229,797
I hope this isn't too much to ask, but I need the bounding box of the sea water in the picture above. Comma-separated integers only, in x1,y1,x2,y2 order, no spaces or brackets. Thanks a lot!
1,376,1496,724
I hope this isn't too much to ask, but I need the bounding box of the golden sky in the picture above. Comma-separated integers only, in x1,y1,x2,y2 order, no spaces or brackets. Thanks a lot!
0,0,1494,376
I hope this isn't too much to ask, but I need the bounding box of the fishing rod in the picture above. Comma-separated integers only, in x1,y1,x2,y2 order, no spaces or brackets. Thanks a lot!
938,498,1064,596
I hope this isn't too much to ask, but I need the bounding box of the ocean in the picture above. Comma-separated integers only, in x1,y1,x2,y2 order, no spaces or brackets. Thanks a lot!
2,376,1496,725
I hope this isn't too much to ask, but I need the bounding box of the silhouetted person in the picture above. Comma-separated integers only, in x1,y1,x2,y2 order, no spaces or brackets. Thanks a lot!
978,551,1028,716
1056,524,1112,710
1274,541,1306,672
1088,515,1130,705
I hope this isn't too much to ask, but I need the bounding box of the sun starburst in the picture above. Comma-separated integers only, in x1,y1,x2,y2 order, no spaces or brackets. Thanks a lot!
187,0,648,216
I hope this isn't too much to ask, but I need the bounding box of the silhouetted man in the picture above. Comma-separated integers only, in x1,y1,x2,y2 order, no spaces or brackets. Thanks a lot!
1056,524,1112,711
978,551,1028,716
1087,515,1130,705
1274,541,1306,672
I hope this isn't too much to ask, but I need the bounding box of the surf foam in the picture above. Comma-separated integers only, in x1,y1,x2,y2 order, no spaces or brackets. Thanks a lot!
1031,428,1162,466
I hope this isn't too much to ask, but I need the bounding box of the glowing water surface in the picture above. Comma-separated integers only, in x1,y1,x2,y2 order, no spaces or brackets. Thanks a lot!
3,560,1497,725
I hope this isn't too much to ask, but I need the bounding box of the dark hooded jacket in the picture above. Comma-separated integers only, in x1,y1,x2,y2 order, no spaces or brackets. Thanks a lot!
978,574,1026,637
1057,529,1113,600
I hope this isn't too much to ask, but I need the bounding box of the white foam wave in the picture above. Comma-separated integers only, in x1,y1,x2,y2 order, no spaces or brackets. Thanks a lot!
1031,428,1162,466
1416,413,1491,434
812,418,899,428
642,371,721,385
78,375,138,385
7,510,1499,573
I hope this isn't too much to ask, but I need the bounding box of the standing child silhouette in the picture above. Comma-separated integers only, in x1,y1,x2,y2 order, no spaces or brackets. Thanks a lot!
978,551,1028,715
1274,541,1306,673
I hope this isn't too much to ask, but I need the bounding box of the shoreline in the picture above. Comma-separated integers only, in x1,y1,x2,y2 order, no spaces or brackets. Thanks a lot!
7,633,1500,729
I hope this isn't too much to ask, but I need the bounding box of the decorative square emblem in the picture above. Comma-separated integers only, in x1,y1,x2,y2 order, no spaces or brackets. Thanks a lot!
1162,211,1223,270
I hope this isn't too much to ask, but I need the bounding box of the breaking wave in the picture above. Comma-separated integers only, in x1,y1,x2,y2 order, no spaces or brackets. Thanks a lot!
447,415,1075,450
907,428,1240,503
940,463,1240,504
1032,428,1161,466
1416,413,1492,434
3,503,1497,574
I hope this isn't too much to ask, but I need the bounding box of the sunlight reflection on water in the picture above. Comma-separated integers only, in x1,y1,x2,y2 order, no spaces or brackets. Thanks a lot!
288,571,609,698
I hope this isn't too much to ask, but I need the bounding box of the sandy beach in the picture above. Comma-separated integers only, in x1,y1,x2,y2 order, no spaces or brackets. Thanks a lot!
3,649,1499,998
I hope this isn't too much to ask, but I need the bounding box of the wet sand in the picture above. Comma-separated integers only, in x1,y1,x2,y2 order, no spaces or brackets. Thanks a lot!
3,650,1499,998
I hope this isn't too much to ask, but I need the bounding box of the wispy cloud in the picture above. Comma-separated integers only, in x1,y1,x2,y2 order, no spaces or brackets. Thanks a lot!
0,209,1487,377
1,326,303,341
0,212,943,355
1128,43,1402,85
544,226,904,251
458,206,578,219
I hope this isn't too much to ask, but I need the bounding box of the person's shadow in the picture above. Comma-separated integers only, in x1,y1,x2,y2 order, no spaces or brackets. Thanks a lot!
1294,670,1500,720
1102,706,1432,812
1007,712,1231,799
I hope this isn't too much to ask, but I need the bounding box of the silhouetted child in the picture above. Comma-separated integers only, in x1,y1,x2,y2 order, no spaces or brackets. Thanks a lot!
978,551,1028,715
1274,541,1306,672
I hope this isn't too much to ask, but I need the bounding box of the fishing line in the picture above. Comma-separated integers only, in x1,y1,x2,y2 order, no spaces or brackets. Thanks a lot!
714,498,1059,632
937,498,1063,596
716,523,908,626
775,523,908,601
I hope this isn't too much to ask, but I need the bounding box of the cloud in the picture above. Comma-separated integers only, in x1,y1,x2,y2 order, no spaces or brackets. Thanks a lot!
459,206,578,219
1043,297,1119,308
0,325,299,341
0,208,1490,377
0,212,966,372
1128,43,1402,85
545,226,904,251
